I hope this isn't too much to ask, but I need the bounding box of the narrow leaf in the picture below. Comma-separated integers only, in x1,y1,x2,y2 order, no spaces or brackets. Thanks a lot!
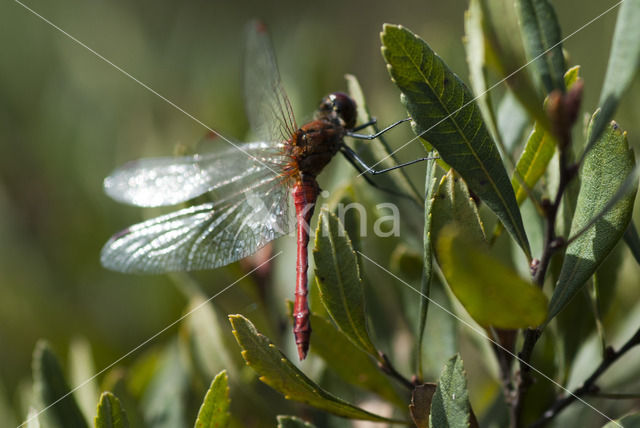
313,209,378,357
418,157,438,380
548,118,637,321
277,415,317,428
497,90,530,154
69,338,100,424
602,412,640,428
95,392,130,428
229,315,404,423
194,371,230,428
32,340,88,428
464,0,501,148
436,225,548,329
429,355,472,428
308,313,404,407
381,24,531,258
431,170,486,245
25,408,41,428
515,0,566,93
583,0,640,159
410,383,437,428
624,222,640,266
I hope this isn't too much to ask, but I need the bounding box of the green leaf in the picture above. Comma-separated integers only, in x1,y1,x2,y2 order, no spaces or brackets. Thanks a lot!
464,0,502,150
624,222,640,266
436,225,548,329
194,371,230,428
431,170,486,245
410,383,436,428
69,338,100,424
417,157,438,380
95,392,130,428
308,313,404,407
141,341,188,428
381,24,531,259
313,209,378,357
515,0,566,94
32,340,89,428
548,118,637,321
228,315,405,423
429,355,471,428
479,0,549,129
25,408,41,428
603,412,640,428
584,0,640,159
497,90,530,154
276,415,317,428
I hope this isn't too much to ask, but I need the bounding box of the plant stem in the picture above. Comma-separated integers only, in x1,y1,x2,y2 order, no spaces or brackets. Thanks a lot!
528,326,640,427
378,352,415,390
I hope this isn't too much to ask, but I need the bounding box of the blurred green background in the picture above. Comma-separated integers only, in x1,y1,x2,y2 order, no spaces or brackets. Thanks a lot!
1,0,638,425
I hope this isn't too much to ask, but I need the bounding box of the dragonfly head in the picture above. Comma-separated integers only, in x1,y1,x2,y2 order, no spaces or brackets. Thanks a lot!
316,92,357,130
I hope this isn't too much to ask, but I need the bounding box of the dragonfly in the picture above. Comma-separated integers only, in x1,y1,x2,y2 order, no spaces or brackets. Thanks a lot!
101,21,430,360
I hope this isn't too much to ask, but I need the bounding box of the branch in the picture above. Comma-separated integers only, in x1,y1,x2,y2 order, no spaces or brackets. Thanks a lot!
529,326,640,427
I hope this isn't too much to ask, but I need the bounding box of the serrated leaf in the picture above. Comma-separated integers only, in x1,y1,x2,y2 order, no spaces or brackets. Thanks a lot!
603,412,640,428
624,222,640,266
381,24,531,259
429,355,471,428
194,371,230,428
464,0,501,149
276,415,317,428
431,170,486,245
228,315,404,423
410,383,436,428
308,313,404,407
95,392,129,428
515,0,566,94
548,118,637,321
584,0,640,158
417,158,438,379
313,209,378,357
436,225,548,329
32,340,89,428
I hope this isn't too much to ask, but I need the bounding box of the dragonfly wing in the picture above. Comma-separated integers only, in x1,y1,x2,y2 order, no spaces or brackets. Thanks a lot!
104,141,287,207
244,20,297,143
101,173,294,273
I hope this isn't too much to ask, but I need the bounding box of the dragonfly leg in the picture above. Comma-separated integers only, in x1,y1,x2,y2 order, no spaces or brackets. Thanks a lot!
346,117,411,140
340,147,425,205
350,118,377,132
341,144,437,176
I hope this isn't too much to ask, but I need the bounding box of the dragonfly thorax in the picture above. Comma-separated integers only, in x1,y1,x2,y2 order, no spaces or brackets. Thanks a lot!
290,119,343,177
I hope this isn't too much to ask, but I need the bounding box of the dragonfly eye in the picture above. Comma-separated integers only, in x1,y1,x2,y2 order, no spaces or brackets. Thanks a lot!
317,92,357,130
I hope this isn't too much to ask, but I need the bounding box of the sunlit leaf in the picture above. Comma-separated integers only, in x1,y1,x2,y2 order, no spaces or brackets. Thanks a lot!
429,355,473,428
515,0,566,94
479,0,549,129
410,383,436,428
229,315,404,423
584,0,640,158
276,415,317,428
497,91,530,154
95,392,129,428
69,338,100,424
313,209,378,357
431,170,486,245
308,313,404,407
32,340,88,428
548,118,637,321
464,0,501,148
194,371,230,428
437,225,548,329
418,157,438,379
25,408,41,428
381,24,531,258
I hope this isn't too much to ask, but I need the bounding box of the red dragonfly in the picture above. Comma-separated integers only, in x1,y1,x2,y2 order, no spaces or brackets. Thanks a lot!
101,21,421,360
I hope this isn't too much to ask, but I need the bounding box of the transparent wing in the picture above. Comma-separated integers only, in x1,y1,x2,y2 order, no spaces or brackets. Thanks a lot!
244,20,297,143
101,173,294,273
104,142,287,207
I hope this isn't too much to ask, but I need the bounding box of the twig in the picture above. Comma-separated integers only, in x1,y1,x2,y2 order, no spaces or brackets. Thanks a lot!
378,352,415,390
528,326,640,427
